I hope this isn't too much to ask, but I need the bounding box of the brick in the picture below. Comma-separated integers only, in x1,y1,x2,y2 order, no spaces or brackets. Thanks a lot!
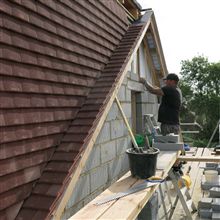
61,201,84,220
127,80,143,92
66,174,90,208
210,187,220,197
198,198,212,209
95,122,111,144
117,85,126,101
82,187,104,208
120,153,130,174
108,157,123,180
154,135,180,143
198,208,212,219
121,103,131,118
111,119,126,139
152,142,184,151
116,136,129,156
90,165,108,192
212,212,220,220
212,198,220,211
106,102,118,121
83,146,100,173
206,163,218,168
125,88,131,101
100,140,116,164
201,176,220,190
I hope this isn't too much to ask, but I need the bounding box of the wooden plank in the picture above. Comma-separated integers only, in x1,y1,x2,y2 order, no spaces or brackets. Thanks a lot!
70,173,137,220
171,147,203,219
142,38,158,86
115,96,138,149
97,151,180,220
70,151,179,220
52,17,153,219
191,148,211,204
177,155,220,162
148,19,168,76
188,148,204,196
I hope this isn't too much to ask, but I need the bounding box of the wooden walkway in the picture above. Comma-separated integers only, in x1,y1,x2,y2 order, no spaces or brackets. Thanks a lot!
69,147,219,220
168,147,218,220
70,151,180,220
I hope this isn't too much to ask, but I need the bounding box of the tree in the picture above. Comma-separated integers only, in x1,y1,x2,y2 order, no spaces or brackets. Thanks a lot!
179,56,220,146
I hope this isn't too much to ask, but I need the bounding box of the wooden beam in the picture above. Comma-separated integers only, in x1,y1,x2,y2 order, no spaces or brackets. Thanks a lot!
51,17,152,220
142,38,159,87
115,96,138,149
177,155,220,162
149,17,168,76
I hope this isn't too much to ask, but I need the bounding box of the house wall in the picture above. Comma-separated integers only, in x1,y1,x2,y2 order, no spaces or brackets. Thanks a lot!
62,52,159,219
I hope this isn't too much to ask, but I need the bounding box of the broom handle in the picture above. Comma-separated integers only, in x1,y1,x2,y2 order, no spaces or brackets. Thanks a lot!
115,96,140,151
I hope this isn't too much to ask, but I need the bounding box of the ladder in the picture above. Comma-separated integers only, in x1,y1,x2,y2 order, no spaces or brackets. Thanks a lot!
160,169,197,220
144,114,161,135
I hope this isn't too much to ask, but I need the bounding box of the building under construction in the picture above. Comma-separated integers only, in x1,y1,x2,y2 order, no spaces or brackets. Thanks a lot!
0,0,219,219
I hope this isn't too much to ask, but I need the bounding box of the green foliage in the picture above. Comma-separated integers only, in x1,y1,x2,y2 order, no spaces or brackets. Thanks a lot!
179,55,220,144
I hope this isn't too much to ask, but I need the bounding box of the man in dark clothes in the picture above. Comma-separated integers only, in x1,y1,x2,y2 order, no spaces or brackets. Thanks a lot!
140,73,182,135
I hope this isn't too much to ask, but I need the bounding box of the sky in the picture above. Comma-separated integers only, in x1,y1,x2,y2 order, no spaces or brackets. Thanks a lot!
137,0,220,74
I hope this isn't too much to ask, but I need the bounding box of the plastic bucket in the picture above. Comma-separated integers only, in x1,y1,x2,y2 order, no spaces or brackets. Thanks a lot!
126,148,160,179
204,170,218,183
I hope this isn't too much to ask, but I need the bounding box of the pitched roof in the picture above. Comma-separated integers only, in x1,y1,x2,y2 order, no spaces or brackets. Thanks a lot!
0,0,128,219
0,1,167,220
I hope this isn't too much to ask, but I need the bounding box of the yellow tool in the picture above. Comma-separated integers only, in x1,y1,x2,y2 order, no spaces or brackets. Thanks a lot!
178,166,192,189
148,176,163,181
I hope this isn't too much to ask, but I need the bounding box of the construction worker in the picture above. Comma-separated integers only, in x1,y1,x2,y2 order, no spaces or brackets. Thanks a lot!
140,73,182,136
141,73,184,175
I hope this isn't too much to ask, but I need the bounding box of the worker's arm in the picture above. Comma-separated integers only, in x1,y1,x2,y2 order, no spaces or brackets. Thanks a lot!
140,78,164,96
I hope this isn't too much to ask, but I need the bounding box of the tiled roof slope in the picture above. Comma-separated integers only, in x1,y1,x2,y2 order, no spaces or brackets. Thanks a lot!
0,0,129,219
16,12,153,220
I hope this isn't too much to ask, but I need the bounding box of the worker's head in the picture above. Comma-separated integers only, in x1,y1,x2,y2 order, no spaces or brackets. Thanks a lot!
163,73,179,86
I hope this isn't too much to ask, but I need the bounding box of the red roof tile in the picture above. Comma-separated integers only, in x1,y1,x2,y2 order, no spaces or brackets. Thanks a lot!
0,1,155,219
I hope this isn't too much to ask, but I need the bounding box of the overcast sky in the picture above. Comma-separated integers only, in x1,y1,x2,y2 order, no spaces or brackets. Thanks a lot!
137,0,220,74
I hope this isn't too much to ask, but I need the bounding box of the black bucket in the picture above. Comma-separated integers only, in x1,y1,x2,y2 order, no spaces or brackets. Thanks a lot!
126,148,160,179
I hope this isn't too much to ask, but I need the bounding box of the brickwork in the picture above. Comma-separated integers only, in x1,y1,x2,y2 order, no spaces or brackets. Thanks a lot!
63,57,160,218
